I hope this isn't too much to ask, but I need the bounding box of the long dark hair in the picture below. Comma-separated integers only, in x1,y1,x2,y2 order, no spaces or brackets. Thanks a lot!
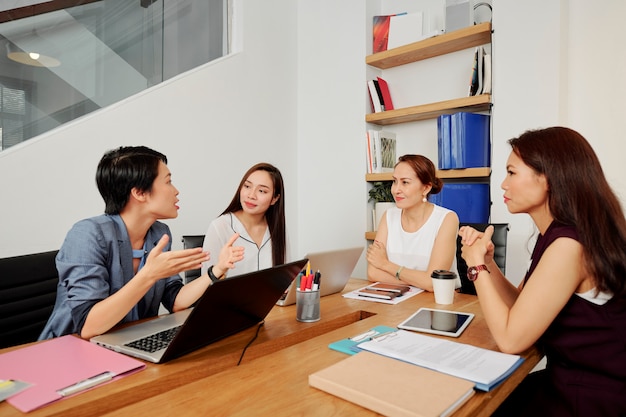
221,163,286,266
396,154,443,197
509,127,626,299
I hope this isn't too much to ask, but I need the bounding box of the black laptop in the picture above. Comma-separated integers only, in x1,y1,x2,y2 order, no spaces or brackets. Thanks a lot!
91,258,308,363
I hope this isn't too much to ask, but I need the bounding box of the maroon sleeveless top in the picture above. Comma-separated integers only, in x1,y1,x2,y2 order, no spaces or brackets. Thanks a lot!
523,221,626,416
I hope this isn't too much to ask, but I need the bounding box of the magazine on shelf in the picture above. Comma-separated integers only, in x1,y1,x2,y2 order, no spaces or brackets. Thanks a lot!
482,51,492,94
379,131,396,172
365,130,396,174
376,77,394,111
367,80,383,113
365,130,374,174
373,13,406,53
387,12,423,50
468,46,489,96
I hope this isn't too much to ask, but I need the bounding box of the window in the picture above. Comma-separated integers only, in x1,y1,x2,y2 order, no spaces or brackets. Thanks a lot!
0,0,229,150
0,78,33,150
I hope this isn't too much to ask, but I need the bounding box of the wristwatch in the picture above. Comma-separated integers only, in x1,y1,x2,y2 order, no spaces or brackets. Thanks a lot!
207,265,223,283
467,264,490,281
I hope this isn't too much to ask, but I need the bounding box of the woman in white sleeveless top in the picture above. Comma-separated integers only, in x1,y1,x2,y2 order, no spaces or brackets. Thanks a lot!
366,154,459,291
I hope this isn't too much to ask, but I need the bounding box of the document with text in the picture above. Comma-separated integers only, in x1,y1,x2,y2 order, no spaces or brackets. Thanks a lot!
358,329,524,391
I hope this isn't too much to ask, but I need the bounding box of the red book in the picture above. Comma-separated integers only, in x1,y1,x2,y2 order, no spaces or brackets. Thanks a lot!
376,77,394,111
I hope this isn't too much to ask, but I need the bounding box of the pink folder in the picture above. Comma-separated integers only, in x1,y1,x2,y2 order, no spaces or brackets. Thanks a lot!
0,335,145,412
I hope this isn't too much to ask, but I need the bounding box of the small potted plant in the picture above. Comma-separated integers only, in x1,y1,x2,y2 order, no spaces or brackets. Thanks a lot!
368,181,395,230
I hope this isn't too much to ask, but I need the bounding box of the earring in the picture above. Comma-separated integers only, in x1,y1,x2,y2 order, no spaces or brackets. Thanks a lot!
422,195,427,203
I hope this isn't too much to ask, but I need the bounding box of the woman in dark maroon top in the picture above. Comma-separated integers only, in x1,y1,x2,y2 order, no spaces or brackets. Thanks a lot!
459,127,626,416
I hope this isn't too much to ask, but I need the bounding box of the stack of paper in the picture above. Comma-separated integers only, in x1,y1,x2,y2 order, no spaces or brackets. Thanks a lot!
358,329,524,391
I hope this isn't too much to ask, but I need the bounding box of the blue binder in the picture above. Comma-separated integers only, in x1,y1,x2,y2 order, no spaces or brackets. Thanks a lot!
437,114,452,169
451,112,490,169
432,183,490,223
438,112,490,169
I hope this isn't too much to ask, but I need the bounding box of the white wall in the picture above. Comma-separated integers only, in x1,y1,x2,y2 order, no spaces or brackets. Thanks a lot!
490,0,564,282
0,0,299,257
491,0,626,285
1,0,625,286
295,0,367,275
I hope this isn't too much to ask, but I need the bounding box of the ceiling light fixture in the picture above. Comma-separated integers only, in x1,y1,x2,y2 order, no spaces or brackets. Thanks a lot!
6,41,60,67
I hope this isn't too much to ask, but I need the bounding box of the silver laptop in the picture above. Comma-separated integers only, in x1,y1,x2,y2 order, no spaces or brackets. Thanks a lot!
91,259,308,363
276,247,363,306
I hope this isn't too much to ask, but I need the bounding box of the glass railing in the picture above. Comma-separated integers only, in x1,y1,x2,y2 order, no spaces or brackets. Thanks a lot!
0,0,229,150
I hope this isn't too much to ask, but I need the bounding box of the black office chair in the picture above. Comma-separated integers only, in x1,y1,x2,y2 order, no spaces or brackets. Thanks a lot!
456,223,509,295
0,250,59,348
181,235,205,284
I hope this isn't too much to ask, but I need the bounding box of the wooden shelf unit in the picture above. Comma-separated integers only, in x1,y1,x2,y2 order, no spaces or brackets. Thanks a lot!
366,167,491,182
366,94,491,126
365,21,493,241
366,22,492,69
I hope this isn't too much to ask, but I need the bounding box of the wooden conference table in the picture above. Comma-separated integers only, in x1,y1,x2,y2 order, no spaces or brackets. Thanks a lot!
0,279,541,417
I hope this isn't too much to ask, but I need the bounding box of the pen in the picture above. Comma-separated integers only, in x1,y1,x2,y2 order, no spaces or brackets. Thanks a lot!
370,331,398,342
299,272,308,291
312,270,321,291
295,271,303,289
57,371,114,396
350,330,377,342
0,380,15,390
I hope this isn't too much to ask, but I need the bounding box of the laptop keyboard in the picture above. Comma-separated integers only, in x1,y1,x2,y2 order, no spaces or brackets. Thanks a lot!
125,325,182,353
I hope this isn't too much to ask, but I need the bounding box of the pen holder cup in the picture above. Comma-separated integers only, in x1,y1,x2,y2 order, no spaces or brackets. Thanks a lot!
296,289,321,322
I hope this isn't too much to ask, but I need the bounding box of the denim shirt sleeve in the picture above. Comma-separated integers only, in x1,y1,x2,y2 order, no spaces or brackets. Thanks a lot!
39,216,183,339
58,219,118,332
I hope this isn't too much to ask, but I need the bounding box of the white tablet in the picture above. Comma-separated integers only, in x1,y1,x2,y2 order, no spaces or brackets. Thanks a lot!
398,308,474,338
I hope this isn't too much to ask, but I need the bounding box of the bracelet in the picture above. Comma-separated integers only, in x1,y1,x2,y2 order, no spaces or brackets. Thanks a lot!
395,266,404,280
207,265,223,283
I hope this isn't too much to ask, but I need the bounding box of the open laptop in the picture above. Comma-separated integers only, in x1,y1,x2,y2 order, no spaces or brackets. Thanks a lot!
276,247,363,307
91,258,308,363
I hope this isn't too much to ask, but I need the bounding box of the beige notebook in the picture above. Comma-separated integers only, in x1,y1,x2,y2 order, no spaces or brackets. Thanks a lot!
309,351,475,417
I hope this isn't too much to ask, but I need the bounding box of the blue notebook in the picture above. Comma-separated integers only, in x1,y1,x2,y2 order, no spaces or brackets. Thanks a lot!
328,325,397,355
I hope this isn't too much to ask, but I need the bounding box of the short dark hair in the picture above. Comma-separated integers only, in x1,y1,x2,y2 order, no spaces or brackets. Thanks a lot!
96,146,167,214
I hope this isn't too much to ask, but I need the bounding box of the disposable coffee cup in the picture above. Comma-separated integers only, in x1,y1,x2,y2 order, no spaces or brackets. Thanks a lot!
431,269,456,305
296,289,320,322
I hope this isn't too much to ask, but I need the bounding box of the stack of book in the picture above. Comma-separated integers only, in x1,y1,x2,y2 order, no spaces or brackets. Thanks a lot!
468,46,492,96
367,76,394,113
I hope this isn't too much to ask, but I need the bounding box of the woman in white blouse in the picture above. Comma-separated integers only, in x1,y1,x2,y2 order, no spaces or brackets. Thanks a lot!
201,163,287,281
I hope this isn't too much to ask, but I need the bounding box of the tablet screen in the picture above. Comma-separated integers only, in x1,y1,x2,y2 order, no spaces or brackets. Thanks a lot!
397,308,474,337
